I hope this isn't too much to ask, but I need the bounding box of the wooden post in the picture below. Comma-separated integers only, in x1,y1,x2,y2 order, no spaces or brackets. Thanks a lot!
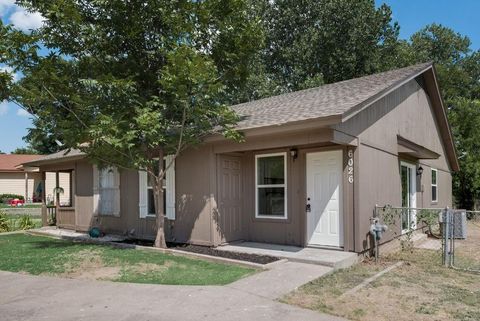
55,171,60,207
41,171,47,226
24,172,29,203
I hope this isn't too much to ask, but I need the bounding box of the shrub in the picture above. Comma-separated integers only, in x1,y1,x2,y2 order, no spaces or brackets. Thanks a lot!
18,215,36,230
0,194,25,203
0,210,11,232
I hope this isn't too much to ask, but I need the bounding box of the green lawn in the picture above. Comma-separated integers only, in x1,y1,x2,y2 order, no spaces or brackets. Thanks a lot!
0,233,255,285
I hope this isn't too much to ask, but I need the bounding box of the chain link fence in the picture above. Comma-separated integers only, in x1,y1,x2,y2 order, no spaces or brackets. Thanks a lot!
373,205,480,273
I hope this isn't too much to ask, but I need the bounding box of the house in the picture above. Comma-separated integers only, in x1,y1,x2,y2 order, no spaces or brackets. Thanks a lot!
0,154,69,204
22,62,458,252
0,154,44,202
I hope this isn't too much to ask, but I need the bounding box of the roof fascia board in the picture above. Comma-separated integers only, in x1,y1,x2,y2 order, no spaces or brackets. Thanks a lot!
204,114,342,143
22,155,86,168
425,66,460,171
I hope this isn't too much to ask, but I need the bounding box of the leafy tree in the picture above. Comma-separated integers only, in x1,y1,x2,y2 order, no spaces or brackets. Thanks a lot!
24,118,63,154
448,98,480,209
259,0,401,90
1,0,261,247
11,146,39,154
406,24,480,208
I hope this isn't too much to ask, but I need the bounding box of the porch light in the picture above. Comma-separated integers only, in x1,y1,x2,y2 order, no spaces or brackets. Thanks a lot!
290,148,298,160
416,166,424,176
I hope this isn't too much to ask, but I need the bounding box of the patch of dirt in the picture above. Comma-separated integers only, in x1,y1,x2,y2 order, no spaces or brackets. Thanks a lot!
60,249,121,281
171,244,279,265
284,247,480,321
454,221,480,269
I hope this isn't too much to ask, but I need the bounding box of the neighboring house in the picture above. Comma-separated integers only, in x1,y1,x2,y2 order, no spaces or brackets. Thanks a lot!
22,62,458,253
0,154,43,202
0,154,70,204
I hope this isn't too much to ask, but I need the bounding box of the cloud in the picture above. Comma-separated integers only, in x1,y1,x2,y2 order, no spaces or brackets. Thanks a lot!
0,101,8,116
0,0,15,15
10,8,44,31
16,108,31,117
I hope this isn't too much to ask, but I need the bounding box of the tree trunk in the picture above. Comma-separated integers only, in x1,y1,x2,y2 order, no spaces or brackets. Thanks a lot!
154,149,167,248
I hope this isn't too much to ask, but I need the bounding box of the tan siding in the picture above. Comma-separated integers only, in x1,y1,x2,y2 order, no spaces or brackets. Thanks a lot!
336,78,453,251
173,146,215,245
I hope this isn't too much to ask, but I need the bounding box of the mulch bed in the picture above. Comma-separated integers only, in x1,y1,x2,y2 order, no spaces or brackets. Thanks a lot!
114,239,279,265
171,244,280,265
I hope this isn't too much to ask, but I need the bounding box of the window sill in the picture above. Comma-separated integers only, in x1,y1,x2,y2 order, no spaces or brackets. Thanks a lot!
58,206,75,210
145,215,175,221
253,215,289,223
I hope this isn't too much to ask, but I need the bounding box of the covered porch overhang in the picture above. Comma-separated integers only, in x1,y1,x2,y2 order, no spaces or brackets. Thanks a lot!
209,126,357,154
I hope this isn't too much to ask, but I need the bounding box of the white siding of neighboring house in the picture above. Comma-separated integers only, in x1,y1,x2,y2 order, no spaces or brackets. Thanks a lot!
0,172,42,201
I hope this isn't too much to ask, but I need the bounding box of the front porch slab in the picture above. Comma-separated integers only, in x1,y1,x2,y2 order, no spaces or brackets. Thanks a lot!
217,242,358,269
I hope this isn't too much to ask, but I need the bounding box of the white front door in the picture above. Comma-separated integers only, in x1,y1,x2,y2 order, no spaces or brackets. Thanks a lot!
306,150,343,247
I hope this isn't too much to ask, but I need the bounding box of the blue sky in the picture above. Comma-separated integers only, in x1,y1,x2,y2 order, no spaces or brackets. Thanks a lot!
377,0,480,50
0,1,479,153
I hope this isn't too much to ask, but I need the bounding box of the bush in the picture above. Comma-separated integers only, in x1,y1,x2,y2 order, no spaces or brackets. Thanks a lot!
18,215,36,230
0,194,25,203
0,210,11,232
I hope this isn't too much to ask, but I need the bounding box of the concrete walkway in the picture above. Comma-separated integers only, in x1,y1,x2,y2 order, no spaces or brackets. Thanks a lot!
228,261,332,299
218,242,358,269
0,270,345,321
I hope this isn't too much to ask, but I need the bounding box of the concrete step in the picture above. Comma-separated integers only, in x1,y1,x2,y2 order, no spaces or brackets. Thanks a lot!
218,242,359,270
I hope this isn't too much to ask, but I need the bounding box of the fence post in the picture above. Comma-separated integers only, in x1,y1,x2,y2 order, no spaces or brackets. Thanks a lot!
443,207,449,267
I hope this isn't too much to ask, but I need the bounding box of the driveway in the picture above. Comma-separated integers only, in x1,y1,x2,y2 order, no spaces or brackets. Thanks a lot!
0,270,344,321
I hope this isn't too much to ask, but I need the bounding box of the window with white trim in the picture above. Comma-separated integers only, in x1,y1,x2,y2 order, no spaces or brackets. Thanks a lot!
139,155,175,220
96,166,120,216
431,168,438,203
255,153,287,219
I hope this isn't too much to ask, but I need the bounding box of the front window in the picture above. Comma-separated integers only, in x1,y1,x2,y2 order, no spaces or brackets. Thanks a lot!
255,153,287,219
147,159,166,216
431,168,438,203
99,167,118,215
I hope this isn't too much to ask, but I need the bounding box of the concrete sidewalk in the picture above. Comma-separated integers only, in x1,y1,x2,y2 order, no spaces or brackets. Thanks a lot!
0,271,344,321
227,261,332,299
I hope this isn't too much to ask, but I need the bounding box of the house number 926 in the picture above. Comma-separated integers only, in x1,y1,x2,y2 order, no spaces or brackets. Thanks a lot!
347,150,354,184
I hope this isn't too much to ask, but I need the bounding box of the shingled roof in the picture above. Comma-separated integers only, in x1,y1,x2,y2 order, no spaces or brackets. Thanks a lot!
0,154,43,172
231,62,433,130
21,148,85,167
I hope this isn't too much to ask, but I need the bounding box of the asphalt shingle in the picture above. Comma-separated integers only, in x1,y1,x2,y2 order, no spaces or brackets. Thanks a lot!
231,62,432,130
